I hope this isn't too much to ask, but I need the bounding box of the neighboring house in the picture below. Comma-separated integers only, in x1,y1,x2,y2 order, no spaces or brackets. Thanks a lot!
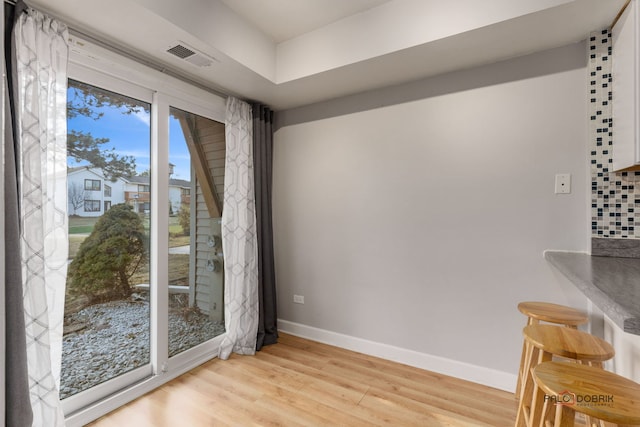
126,175,191,215
67,167,127,217
67,166,191,217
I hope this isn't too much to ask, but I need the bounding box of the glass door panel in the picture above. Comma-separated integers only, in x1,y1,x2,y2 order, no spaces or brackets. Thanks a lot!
167,107,225,356
62,79,151,399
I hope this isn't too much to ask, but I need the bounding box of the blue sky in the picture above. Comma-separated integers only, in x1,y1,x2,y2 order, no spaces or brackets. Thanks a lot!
67,88,192,181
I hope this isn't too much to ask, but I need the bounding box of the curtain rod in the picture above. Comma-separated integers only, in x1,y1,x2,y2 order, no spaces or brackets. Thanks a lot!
4,0,230,101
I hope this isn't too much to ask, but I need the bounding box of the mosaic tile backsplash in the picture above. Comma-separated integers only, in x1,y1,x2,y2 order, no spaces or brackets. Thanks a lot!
590,29,640,239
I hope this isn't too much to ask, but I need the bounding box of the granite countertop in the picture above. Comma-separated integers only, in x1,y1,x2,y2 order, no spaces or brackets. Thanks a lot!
544,251,640,335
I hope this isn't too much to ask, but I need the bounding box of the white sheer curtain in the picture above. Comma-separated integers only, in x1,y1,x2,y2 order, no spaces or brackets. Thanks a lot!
219,97,259,359
15,7,69,425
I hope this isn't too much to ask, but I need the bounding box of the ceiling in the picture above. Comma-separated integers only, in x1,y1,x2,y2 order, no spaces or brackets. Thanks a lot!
29,0,628,111
218,0,391,43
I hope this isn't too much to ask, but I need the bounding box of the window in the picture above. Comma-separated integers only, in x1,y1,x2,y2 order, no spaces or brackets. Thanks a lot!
83,200,101,212
138,184,150,192
104,201,111,212
84,179,101,191
181,188,190,196
104,184,112,197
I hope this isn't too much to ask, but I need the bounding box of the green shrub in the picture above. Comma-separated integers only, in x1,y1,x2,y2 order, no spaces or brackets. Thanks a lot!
67,204,147,302
178,203,190,236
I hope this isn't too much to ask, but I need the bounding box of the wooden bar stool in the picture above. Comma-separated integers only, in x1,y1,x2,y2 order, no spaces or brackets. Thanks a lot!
515,325,615,427
533,361,640,427
518,302,589,327
517,302,589,398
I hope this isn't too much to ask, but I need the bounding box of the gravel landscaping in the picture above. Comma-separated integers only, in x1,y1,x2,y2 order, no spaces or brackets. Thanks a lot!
61,298,225,399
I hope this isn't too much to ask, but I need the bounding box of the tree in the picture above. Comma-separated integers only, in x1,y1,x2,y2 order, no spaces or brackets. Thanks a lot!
67,79,147,180
68,182,87,215
67,204,147,302
68,80,145,120
178,203,190,236
67,130,137,180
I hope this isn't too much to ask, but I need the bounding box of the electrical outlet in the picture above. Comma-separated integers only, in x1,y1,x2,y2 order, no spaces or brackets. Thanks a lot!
293,294,305,304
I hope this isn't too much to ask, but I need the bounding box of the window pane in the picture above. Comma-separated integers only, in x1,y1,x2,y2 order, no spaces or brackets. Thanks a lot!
168,107,225,357
63,79,151,399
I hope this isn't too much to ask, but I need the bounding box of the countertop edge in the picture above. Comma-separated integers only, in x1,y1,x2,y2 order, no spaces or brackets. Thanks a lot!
544,251,640,336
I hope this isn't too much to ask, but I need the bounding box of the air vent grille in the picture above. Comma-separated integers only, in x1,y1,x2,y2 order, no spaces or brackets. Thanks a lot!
166,42,217,68
167,44,196,59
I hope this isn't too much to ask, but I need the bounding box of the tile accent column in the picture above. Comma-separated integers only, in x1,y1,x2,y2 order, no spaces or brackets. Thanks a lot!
589,29,640,245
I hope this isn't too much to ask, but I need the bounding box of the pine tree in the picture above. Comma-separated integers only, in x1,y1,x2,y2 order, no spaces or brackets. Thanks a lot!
67,79,143,180
68,204,147,302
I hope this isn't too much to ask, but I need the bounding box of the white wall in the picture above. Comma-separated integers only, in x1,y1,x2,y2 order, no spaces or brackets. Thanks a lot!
273,42,590,390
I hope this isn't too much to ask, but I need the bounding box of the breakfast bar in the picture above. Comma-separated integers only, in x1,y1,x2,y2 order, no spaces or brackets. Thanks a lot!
544,251,640,335
544,250,640,383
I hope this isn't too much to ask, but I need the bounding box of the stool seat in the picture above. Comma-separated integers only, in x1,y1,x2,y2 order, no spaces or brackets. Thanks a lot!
523,325,615,363
518,302,588,326
533,361,640,426
516,325,615,427
516,302,589,403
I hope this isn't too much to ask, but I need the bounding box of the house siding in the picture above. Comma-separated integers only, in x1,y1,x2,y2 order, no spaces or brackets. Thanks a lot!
192,118,225,321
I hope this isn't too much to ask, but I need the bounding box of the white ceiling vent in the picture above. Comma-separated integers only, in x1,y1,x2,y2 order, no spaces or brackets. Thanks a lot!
166,42,217,67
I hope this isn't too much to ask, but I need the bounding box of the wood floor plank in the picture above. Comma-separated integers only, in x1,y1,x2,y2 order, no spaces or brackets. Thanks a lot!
322,356,516,424
239,347,371,398
357,388,484,427
88,333,517,426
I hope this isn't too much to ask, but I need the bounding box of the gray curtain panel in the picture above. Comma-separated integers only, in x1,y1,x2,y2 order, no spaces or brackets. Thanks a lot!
4,1,34,425
252,103,278,350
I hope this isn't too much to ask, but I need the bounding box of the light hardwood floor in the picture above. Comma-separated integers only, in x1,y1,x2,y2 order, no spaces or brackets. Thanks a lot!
88,333,518,426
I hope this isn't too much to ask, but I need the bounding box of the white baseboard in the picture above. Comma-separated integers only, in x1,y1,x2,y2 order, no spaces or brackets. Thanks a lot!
278,319,517,393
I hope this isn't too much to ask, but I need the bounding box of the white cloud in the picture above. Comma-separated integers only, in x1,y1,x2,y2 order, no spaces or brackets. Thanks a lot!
132,110,150,126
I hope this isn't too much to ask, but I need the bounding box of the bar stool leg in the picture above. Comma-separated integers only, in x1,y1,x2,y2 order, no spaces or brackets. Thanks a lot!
540,398,553,427
517,347,552,427
554,404,575,427
529,380,546,427
517,317,538,398
518,338,533,400
516,345,538,427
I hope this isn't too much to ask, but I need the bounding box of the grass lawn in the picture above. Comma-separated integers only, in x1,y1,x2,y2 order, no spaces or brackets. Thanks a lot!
68,235,86,259
68,215,189,256
68,216,99,234
169,235,191,247
129,254,190,286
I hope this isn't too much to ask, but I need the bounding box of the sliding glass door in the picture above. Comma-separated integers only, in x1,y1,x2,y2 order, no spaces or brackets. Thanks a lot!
167,107,226,357
62,79,152,405
60,60,226,416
